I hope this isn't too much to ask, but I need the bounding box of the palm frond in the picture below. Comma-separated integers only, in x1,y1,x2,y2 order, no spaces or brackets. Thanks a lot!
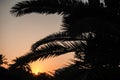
31,31,87,51
104,0,120,8
10,0,85,16
9,40,87,68
33,40,86,60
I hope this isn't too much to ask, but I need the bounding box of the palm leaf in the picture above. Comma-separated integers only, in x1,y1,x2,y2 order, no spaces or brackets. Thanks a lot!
31,31,88,51
104,0,120,8
10,0,85,16
9,40,87,68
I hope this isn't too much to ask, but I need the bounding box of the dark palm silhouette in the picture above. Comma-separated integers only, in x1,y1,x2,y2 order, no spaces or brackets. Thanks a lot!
9,58,33,80
10,0,120,66
0,54,7,67
10,0,120,79
0,67,11,80
10,0,91,67
0,54,10,80
9,57,32,72
34,72,54,80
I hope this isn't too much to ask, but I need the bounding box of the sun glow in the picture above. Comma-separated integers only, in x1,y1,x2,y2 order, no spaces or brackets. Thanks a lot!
34,71,40,75
32,66,43,75
30,62,44,75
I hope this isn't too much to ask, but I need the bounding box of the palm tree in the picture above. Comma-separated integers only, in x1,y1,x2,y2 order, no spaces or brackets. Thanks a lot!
0,54,7,67
10,0,120,72
9,58,33,80
35,72,54,80
10,0,90,67
0,54,10,80
9,57,32,72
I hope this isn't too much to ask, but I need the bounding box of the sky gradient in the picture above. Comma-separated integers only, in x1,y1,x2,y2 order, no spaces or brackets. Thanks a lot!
0,0,74,73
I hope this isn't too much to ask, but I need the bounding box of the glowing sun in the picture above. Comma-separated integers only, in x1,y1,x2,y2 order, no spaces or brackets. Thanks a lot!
30,61,45,75
34,71,39,75
32,68,43,75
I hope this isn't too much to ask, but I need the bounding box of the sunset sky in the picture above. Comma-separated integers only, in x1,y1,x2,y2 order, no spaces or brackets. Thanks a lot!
0,0,74,74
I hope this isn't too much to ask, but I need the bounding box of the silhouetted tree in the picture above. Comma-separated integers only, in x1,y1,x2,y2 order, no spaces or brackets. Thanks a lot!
9,0,96,67
9,65,33,80
9,58,33,80
0,54,7,67
0,67,11,80
10,0,120,79
34,72,54,80
0,54,11,80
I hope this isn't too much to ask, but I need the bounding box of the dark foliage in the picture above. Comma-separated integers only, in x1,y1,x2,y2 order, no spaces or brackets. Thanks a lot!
10,0,120,80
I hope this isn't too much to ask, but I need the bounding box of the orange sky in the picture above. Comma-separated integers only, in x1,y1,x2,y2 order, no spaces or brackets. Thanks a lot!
0,0,75,73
